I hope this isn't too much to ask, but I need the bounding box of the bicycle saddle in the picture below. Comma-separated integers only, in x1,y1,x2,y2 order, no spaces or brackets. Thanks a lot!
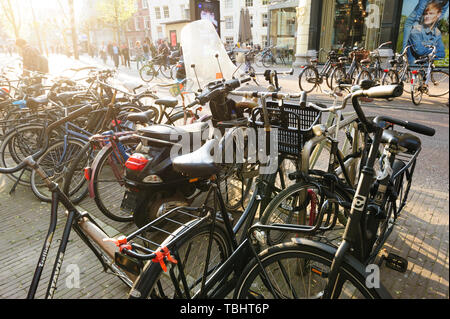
127,109,156,123
154,97,178,108
381,130,421,154
172,139,220,178
414,58,428,65
26,95,48,108
137,121,209,144
360,58,371,64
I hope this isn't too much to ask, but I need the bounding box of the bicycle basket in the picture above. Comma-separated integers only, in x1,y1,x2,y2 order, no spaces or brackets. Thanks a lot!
250,100,321,157
350,50,369,62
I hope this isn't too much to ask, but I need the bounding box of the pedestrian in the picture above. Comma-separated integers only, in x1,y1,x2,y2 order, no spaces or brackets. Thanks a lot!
121,43,131,68
158,39,170,67
100,42,107,64
149,40,158,59
135,40,144,70
107,42,113,61
15,38,48,76
112,43,120,69
143,39,150,61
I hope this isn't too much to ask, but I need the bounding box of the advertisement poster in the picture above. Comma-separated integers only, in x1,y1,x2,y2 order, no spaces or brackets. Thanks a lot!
197,1,220,36
397,0,449,66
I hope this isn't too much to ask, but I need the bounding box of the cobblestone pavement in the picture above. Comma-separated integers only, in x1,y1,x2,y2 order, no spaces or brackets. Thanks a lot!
0,54,448,299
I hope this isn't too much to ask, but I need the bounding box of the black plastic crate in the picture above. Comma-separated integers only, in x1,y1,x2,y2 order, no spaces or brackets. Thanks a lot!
250,100,321,157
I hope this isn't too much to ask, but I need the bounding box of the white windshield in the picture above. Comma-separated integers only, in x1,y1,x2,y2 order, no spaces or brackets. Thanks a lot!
181,20,241,90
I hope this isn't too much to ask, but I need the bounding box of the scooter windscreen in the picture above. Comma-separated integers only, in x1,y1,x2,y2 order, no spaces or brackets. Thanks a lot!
181,20,242,91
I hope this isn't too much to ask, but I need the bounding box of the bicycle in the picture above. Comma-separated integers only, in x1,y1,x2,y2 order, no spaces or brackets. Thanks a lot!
410,45,449,105
329,47,368,89
298,48,342,93
121,84,326,299
380,45,413,93
139,55,172,82
356,42,393,85
234,83,435,299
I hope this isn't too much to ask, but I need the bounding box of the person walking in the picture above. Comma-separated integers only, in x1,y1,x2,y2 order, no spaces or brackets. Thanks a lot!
100,42,107,64
121,43,131,68
143,39,150,61
112,43,120,69
135,41,144,70
15,38,47,76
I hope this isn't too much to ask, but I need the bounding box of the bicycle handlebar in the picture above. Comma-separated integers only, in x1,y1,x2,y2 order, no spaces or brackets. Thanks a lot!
373,116,435,136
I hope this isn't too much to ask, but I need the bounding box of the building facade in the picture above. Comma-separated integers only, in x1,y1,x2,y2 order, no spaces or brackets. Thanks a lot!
125,0,152,48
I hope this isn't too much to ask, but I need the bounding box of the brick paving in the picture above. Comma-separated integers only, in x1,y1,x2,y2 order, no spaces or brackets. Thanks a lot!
0,55,448,299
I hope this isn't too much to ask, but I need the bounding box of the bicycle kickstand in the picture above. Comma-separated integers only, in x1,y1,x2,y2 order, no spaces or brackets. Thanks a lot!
9,168,26,195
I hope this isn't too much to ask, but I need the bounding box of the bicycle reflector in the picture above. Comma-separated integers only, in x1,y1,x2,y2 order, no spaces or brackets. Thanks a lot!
383,69,389,73
125,153,149,171
412,70,418,75
84,167,92,181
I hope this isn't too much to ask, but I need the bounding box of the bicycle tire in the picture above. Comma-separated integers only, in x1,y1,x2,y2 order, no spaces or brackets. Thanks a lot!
262,54,274,68
356,69,372,85
92,139,139,222
139,64,156,82
235,240,390,299
329,66,346,89
129,222,232,299
298,66,318,93
62,141,97,204
166,111,198,126
259,176,351,245
30,138,86,202
428,70,449,97
159,64,172,79
381,69,399,86
411,73,423,105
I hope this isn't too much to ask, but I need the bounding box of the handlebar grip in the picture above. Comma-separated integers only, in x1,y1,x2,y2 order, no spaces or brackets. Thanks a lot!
240,77,251,84
299,91,307,108
404,121,435,137
363,84,403,99
375,116,435,136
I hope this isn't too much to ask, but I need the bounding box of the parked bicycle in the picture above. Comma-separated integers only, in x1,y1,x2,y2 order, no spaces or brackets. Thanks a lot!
410,45,449,105
139,54,172,82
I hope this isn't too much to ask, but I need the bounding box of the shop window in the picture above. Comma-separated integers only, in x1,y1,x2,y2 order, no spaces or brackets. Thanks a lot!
246,0,253,7
225,16,233,29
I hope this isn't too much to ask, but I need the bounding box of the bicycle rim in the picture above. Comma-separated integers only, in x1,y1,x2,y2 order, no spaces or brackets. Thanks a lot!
139,65,155,82
298,67,318,93
428,70,449,97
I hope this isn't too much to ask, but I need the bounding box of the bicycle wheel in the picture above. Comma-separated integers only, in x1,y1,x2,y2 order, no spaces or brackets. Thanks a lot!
62,140,97,204
31,139,86,202
381,70,399,86
355,70,372,85
235,241,390,299
129,223,232,299
262,54,274,68
139,64,156,82
411,73,424,105
0,124,59,186
159,64,172,79
428,70,449,97
254,54,263,68
298,66,318,93
259,177,351,245
166,111,198,126
92,139,139,222
329,67,346,89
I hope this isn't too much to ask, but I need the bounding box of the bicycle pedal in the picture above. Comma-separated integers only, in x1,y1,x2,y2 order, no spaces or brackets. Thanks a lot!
384,253,408,273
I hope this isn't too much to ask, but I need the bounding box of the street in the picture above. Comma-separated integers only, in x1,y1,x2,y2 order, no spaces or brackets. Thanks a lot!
0,52,448,299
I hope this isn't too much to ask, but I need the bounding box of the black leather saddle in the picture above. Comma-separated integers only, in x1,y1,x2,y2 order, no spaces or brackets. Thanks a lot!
154,97,178,108
172,139,220,178
137,122,209,146
127,109,155,123
381,130,421,154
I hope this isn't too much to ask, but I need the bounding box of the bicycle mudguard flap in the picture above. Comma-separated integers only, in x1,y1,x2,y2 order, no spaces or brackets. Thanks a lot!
115,252,143,276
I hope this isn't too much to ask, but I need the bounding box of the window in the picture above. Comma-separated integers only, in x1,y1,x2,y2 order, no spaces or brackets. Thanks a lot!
250,15,253,28
224,0,232,9
245,0,253,7
262,35,268,47
262,0,270,5
157,26,163,39
225,16,233,29
163,6,169,18
144,16,151,29
134,17,140,31
142,0,147,9
155,7,161,19
225,36,234,47
262,13,268,27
